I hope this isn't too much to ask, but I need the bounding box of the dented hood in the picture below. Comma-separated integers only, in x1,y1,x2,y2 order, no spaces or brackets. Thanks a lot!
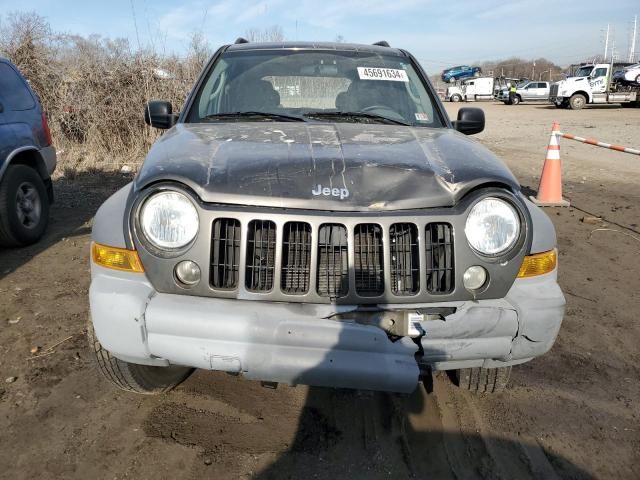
135,122,519,211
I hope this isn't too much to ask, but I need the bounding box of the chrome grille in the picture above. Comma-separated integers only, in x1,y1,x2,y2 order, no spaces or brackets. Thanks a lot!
550,84,559,97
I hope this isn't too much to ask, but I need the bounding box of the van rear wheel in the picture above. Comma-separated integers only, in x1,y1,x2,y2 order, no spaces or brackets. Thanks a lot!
0,165,50,247
87,322,193,394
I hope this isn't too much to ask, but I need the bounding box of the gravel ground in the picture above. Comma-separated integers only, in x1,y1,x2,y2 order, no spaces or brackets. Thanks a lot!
0,102,639,479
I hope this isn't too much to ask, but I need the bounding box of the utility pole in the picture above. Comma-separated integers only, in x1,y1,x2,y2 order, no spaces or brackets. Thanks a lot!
604,24,610,60
629,15,637,63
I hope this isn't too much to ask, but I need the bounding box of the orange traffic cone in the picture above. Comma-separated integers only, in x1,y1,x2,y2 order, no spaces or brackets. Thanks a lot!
531,122,570,207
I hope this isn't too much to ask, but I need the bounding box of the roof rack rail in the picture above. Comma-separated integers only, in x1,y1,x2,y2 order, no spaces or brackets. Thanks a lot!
372,40,390,47
234,37,249,44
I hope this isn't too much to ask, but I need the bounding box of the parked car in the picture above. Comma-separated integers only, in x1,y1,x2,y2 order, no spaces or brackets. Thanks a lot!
497,81,551,105
88,40,564,396
613,63,640,86
0,57,56,247
441,65,482,83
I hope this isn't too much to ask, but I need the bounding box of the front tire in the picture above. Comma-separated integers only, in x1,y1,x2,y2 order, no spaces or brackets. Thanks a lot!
0,165,50,247
87,323,193,394
569,93,586,110
451,366,511,393
450,94,462,102
511,95,521,105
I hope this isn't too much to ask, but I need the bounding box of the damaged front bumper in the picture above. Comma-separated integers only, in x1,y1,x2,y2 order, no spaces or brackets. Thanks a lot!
90,265,565,393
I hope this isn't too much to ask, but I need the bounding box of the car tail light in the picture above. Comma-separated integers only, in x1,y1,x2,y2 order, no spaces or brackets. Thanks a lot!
42,112,53,146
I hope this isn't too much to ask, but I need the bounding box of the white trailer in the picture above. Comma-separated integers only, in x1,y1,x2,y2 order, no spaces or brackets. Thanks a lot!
447,77,494,102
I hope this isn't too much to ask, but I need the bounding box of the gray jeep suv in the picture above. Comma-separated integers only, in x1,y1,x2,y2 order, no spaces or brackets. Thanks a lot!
88,41,564,395
0,57,56,246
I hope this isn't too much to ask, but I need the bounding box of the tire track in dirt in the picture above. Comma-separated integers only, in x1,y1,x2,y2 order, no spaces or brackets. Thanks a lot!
140,371,567,479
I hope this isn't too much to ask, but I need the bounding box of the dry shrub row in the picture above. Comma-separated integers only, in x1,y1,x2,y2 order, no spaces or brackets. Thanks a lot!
0,12,209,175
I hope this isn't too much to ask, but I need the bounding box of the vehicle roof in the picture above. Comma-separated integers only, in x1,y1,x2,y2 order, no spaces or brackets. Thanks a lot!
225,41,407,57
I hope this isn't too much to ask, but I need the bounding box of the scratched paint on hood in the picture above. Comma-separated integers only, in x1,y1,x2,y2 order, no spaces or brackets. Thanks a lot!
135,122,519,212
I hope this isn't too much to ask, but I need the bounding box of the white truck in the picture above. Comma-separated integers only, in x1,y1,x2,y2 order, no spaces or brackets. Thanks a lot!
550,63,640,109
446,77,494,102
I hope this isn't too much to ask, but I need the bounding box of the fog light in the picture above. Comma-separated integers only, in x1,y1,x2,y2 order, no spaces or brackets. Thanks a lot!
463,266,487,290
175,260,201,286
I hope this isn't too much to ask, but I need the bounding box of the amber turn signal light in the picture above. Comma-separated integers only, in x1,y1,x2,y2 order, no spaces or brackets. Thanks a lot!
517,249,557,278
91,242,144,273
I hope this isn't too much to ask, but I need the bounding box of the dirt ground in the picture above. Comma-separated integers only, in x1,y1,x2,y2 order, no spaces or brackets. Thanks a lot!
1,102,639,479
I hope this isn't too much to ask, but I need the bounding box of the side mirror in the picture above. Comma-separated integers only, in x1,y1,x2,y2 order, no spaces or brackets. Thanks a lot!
144,100,177,129
453,107,485,135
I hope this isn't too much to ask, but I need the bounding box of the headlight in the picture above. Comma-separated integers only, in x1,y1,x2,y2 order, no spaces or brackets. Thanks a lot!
140,191,199,250
465,197,520,255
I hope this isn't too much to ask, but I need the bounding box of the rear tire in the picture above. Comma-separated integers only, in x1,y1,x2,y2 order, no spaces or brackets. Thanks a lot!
0,165,50,247
569,93,586,110
452,366,511,393
87,322,193,394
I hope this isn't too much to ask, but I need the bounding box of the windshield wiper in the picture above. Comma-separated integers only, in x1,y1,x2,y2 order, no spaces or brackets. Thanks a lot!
203,111,306,122
303,111,410,126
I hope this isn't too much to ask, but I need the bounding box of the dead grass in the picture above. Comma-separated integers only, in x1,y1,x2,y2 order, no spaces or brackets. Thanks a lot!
0,12,207,176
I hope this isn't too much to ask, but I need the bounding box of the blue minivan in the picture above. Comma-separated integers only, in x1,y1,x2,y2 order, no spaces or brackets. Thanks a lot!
0,57,56,246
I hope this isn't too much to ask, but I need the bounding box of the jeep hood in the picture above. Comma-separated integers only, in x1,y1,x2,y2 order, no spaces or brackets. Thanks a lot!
135,122,519,212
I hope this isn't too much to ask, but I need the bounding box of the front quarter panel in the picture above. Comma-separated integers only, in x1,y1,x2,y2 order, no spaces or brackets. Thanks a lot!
525,198,557,253
92,182,133,248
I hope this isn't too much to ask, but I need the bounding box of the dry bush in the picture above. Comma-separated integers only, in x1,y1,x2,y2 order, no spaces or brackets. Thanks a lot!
0,12,208,176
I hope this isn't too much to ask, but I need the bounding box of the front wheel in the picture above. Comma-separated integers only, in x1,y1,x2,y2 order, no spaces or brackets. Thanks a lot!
569,93,587,110
87,323,193,394
0,165,50,247
451,366,511,393
450,94,462,102
511,95,521,105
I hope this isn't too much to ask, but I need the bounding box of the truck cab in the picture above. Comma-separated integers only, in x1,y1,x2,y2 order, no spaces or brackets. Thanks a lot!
447,77,494,102
550,63,640,109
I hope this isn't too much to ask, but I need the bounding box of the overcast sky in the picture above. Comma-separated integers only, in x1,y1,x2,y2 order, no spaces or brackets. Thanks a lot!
1,0,639,72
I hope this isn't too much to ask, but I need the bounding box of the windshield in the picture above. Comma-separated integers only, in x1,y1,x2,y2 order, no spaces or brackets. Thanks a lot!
574,66,594,77
187,49,443,127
